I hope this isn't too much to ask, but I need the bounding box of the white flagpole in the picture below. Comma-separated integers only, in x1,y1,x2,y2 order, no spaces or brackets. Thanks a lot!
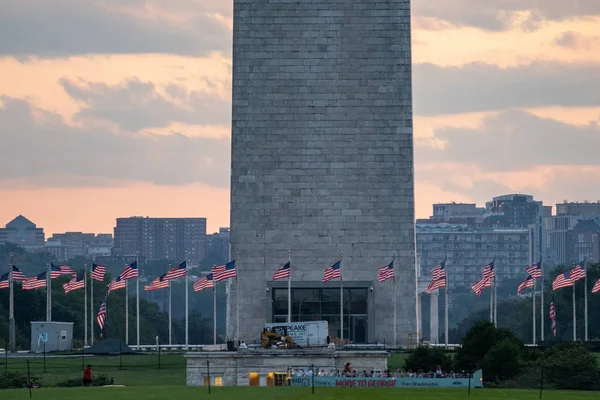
136,255,140,347
393,253,397,348
287,250,292,323
213,277,217,345
168,280,172,345
540,260,544,341
47,263,51,322
340,253,344,343
185,255,189,349
84,266,88,346
532,278,536,345
236,252,239,343
8,259,15,353
90,264,94,345
572,284,576,341
493,261,498,325
125,279,129,345
489,277,493,323
584,260,588,341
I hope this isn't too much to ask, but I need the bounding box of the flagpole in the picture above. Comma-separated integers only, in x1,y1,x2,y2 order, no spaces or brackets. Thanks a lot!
489,276,493,323
8,257,15,353
444,260,448,347
47,263,51,322
84,265,88,346
90,263,94,345
213,275,217,345
393,253,397,348
125,278,129,345
540,260,544,342
136,254,140,347
340,252,344,343
584,260,588,342
494,264,497,326
236,251,240,344
572,284,576,341
168,280,172,345
532,278,536,345
287,250,292,323
185,254,189,349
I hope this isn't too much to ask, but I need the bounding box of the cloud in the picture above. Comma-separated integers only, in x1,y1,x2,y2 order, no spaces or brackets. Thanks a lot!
0,0,231,57
59,78,231,131
0,96,230,188
413,0,600,31
417,109,600,172
554,31,600,50
413,61,600,116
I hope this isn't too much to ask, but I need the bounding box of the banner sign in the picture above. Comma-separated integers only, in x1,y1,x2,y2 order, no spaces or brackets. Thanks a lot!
290,370,483,389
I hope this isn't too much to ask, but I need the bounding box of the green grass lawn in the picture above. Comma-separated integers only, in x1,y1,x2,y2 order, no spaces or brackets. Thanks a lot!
2,387,600,400
1,354,185,386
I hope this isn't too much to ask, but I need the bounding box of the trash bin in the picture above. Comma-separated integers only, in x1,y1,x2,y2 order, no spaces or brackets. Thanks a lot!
227,340,235,351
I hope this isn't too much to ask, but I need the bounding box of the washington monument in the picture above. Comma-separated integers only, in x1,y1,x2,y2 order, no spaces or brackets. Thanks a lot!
229,0,416,345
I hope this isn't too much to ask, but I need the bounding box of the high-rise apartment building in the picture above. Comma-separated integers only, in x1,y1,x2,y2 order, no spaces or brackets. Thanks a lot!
113,217,206,263
206,227,230,264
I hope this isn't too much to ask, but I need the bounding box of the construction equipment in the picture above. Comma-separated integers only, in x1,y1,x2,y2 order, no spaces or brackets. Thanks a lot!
261,326,297,349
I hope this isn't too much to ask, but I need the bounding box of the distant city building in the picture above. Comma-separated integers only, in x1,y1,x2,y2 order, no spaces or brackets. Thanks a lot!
206,227,230,263
566,219,600,263
113,217,206,263
0,215,45,247
429,203,485,222
556,201,600,217
545,201,600,265
417,223,529,290
46,232,114,261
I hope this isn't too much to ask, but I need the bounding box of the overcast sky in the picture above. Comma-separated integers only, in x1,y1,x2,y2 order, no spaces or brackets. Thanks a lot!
1,0,599,234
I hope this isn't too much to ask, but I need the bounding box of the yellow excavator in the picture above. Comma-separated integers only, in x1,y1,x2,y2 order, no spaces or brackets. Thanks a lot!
261,327,297,349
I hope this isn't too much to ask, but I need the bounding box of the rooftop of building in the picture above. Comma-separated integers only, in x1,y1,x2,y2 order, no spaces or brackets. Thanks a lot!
5,215,37,229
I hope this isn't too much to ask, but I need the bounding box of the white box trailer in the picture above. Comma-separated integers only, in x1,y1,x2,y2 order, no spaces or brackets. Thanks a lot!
263,321,329,348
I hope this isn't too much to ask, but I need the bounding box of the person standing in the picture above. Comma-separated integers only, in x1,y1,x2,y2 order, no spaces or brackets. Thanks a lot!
83,365,93,386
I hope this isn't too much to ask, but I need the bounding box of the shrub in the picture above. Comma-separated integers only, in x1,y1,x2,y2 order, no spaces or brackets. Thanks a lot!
54,375,111,387
0,372,40,389
404,345,453,373
542,342,600,390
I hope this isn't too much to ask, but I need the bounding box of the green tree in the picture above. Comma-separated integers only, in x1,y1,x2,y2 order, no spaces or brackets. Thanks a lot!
480,338,522,382
542,342,600,390
454,320,523,372
404,345,453,373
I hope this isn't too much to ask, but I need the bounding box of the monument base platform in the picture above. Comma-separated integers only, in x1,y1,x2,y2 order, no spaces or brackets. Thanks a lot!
185,347,388,387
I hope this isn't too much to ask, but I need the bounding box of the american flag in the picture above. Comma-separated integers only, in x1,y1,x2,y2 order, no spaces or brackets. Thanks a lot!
23,271,48,290
63,271,85,294
96,297,107,331
108,276,126,294
322,260,341,283
51,263,76,279
525,261,542,279
472,277,491,296
517,275,534,296
425,277,446,294
272,262,291,281
213,260,236,282
552,272,573,291
549,295,556,338
193,273,214,292
120,261,138,280
91,263,106,282
482,261,495,280
0,273,8,289
592,279,600,294
430,260,446,281
11,265,26,281
377,261,394,282
165,261,187,281
145,273,169,291
570,262,585,282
